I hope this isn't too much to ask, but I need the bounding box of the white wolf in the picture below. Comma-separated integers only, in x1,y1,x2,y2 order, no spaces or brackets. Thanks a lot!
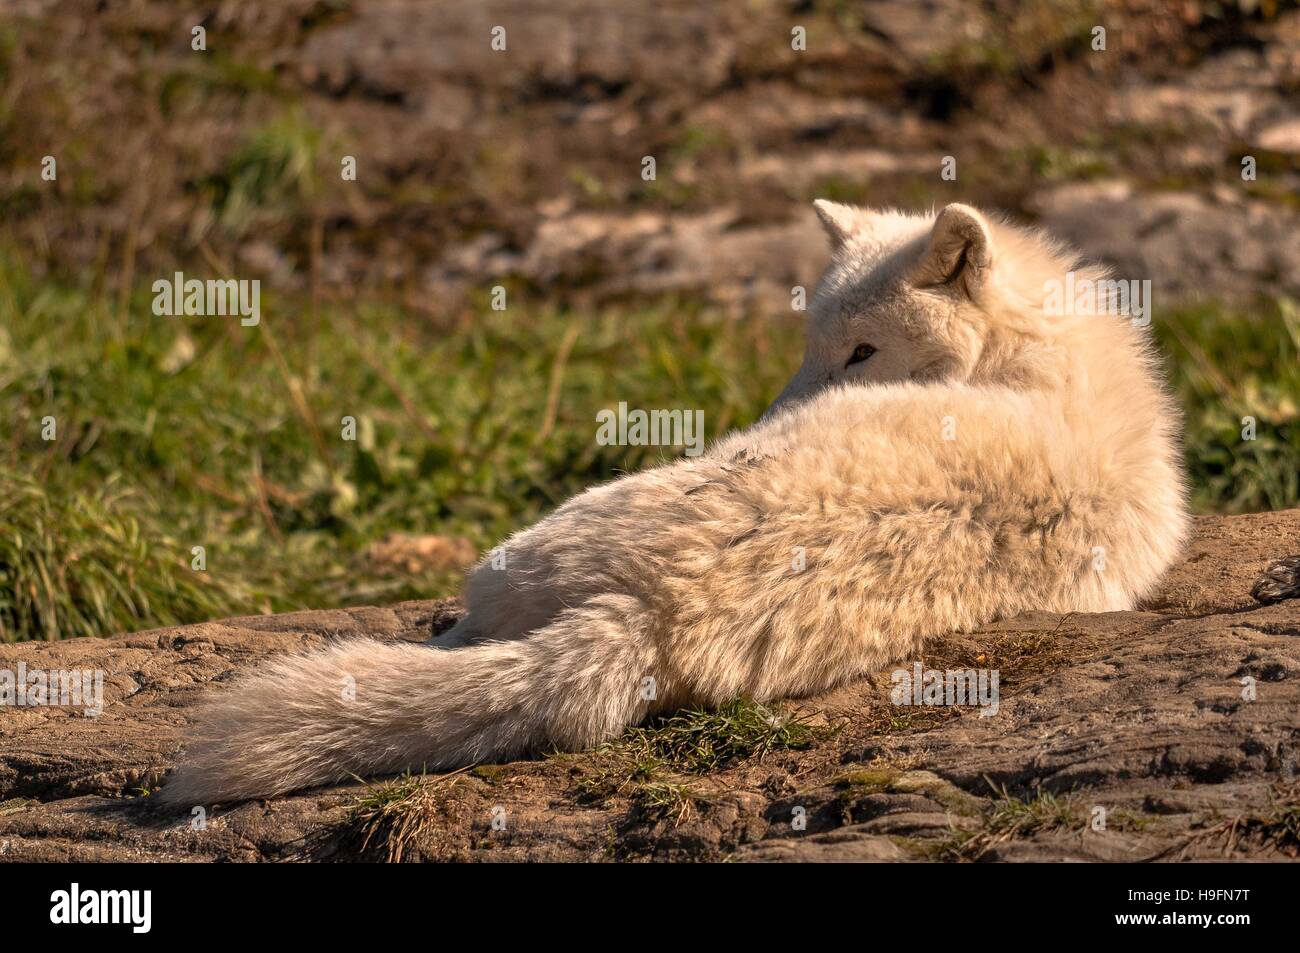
162,202,1189,805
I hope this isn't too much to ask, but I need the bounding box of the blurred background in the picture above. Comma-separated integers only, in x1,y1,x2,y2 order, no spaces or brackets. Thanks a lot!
0,0,1297,641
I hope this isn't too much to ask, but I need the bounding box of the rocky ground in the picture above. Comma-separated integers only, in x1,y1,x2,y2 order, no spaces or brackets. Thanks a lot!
4,1,1299,314
2,510,1297,862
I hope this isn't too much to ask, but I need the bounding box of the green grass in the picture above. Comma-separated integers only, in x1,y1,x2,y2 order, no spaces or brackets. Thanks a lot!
607,698,820,775
0,469,233,640
0,250,794,639
0,241,1296,640
198,109,325,237
573,698,821,820
1155,298,1300,513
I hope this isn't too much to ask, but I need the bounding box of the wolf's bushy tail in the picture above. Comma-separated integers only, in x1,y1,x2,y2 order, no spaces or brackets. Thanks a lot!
162,597,655,805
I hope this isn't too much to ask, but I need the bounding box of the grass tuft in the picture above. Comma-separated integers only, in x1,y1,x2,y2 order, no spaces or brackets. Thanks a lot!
0,469,232,640
573,698,823,822
935,784,1080,861
1173,782,1300,859
341,767,471,863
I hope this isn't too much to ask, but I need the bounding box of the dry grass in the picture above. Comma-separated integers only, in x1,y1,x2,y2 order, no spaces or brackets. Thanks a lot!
340,767,472,863
1163,782,1300,860
933,785,1082,861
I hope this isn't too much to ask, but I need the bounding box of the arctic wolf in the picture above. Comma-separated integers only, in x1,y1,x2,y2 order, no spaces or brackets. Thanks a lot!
163,202,1189,805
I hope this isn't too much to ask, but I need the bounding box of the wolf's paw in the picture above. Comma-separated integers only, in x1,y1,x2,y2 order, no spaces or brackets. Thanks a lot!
1250,555,1300,605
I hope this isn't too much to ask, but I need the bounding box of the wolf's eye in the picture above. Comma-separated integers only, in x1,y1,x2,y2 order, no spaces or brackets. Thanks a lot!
846,343,876,368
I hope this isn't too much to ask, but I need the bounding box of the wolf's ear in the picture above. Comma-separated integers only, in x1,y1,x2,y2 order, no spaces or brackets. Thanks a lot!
812,199,861,250
911,204,992,296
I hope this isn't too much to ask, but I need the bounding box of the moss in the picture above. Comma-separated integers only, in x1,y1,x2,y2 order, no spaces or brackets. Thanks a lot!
0,797,30,816
832,767,984,818
469,764,512,782
833,768,898,792
890,770,985,817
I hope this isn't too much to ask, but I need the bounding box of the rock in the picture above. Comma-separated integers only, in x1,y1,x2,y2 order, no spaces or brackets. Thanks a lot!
1253,556,1300,605
428,207,830,313
1254,116,1300,155
735,828,908,863
298,0,739,101
1027,183,1300,304
13,0,1300,315
738,149,945,190
2,512,1299,862
0,602,447,804
1107,48,1286,141
364,534,477,574
885,604,1300,797
855,0,984,69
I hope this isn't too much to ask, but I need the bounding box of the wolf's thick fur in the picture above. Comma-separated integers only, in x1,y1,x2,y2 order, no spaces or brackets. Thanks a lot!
163,203,1189,805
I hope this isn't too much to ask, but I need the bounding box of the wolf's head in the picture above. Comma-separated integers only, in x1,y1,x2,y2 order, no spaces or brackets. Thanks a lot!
770,201,1099,410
